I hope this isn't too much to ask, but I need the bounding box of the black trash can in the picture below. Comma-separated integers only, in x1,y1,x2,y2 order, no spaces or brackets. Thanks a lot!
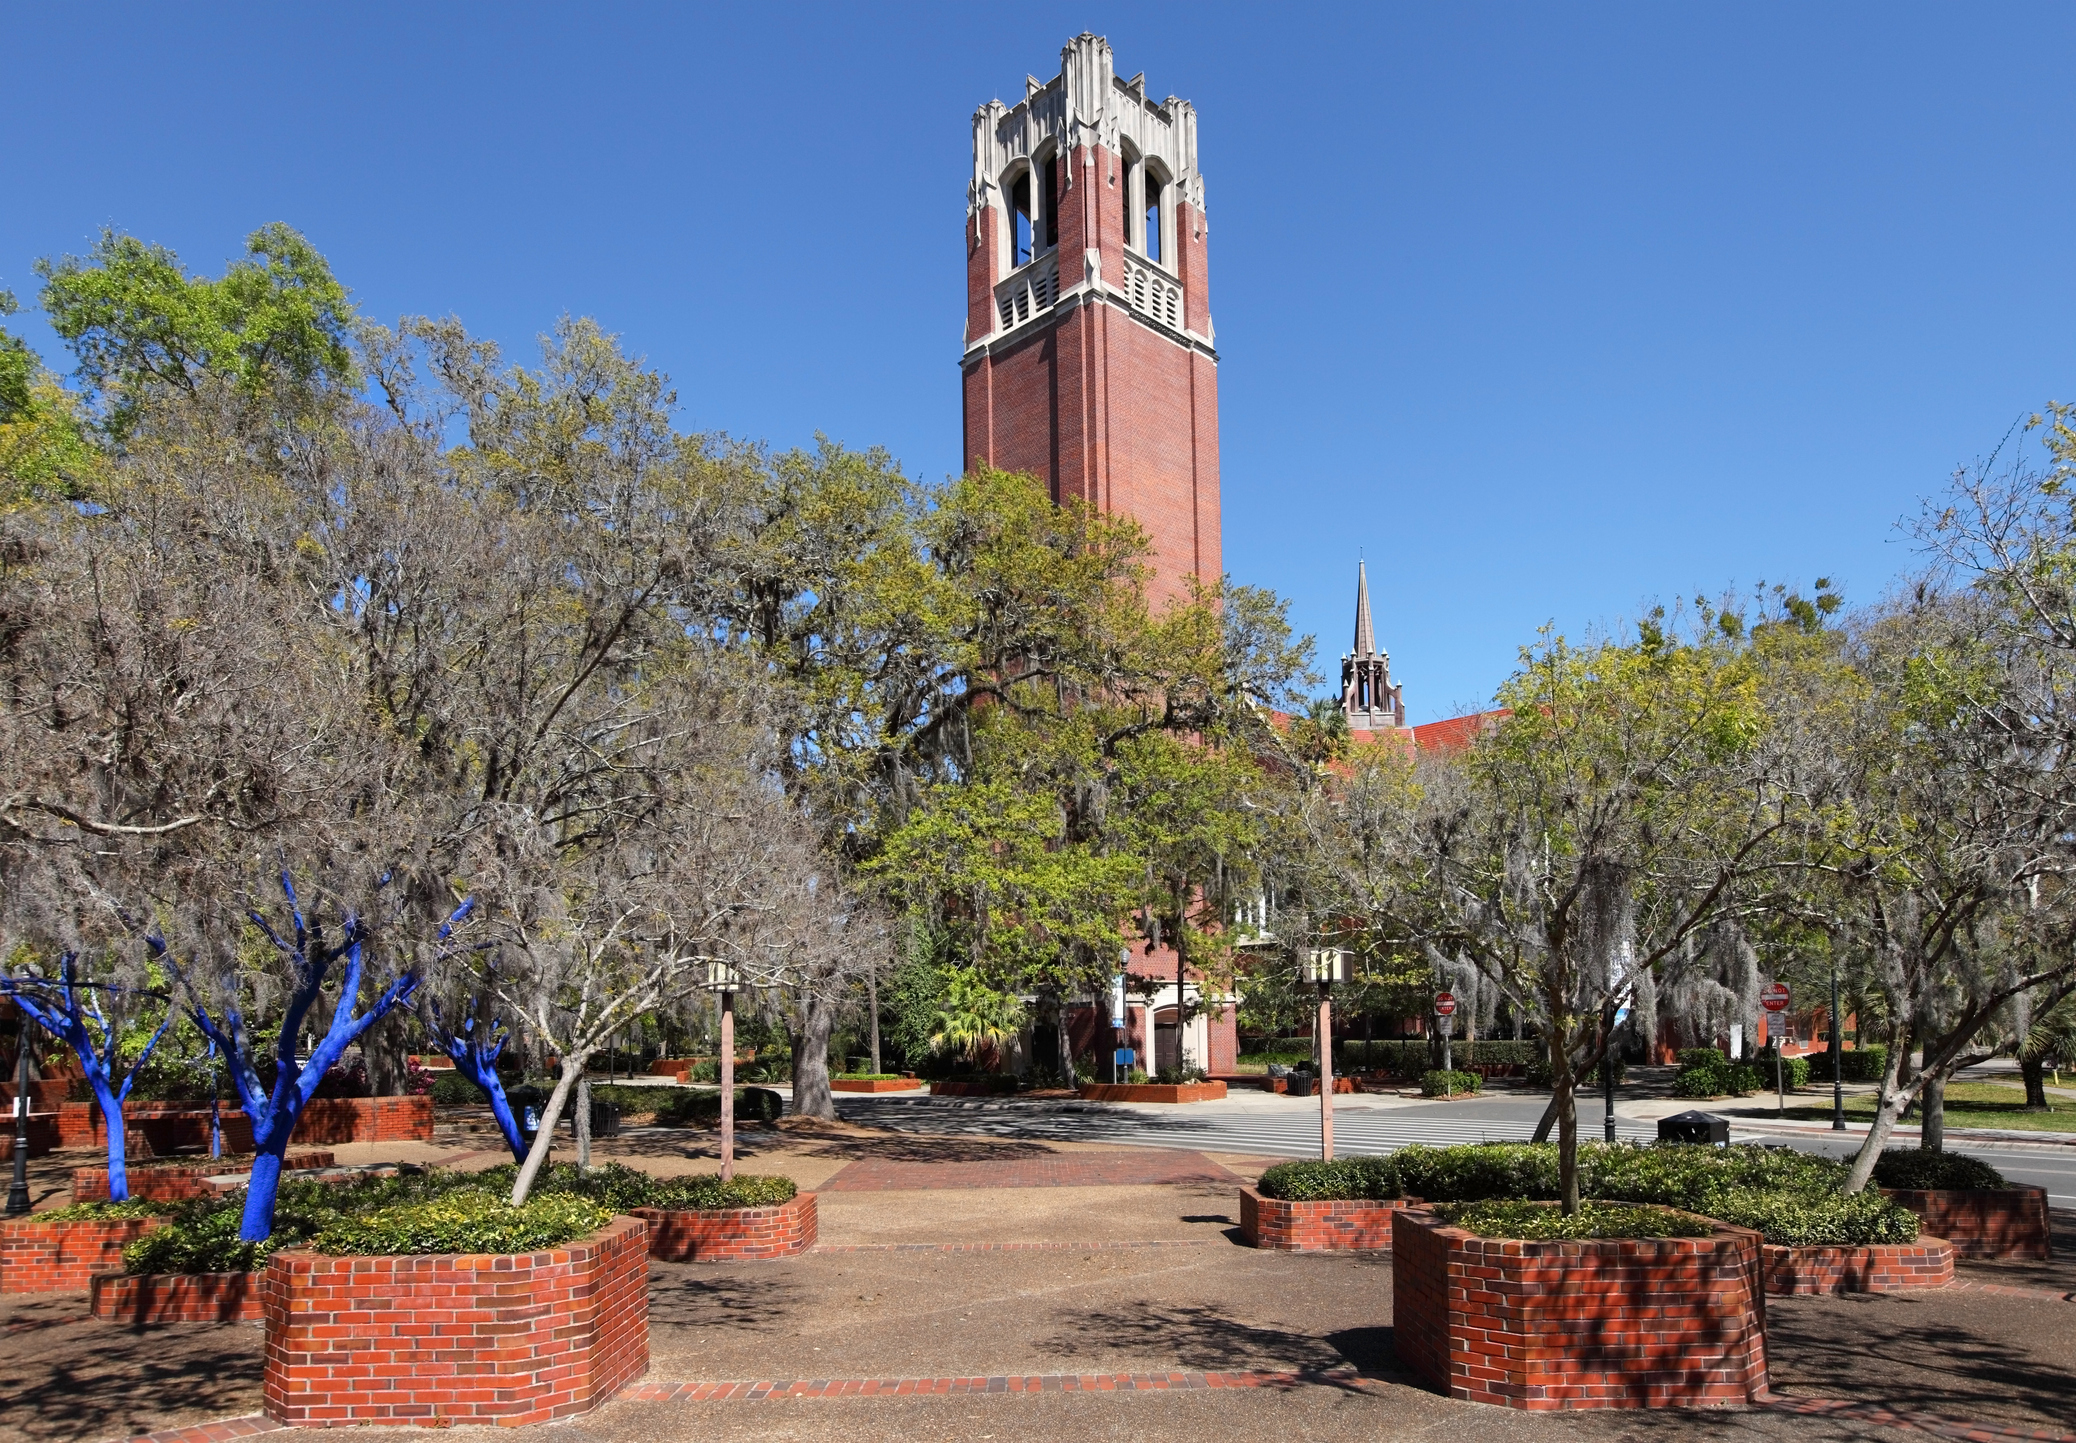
508,1084,547,1149
588,1100,622,1138
1657,1109,1730,1146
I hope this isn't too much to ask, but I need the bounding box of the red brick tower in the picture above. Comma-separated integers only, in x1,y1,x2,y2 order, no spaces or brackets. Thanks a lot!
962,34,1220,607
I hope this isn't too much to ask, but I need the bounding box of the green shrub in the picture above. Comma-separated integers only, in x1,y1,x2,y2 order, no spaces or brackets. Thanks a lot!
641,1173,797,1210
1394,1143,1559,1202
36,1198,175,1223
1807,1045,1889,1084
834,1072,902,1081
1870,1149,2007,1191
124,1205,283,1275
1420,1069,1482,1097
1753,1050,1811,1089
1433,1200,1712,1241
429,1069,481,1106
311,1188,610,1256
1704,1188,1918,1247
1673,1049,1766,1097
1256,1156,1402,1201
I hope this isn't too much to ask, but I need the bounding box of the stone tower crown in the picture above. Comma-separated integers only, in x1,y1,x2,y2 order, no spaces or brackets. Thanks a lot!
960,34,1221,608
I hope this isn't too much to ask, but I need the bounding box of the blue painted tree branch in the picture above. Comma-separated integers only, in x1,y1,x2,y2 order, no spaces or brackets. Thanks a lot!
426,1000,525,1162
1,953,172,1202
168,871,453,1242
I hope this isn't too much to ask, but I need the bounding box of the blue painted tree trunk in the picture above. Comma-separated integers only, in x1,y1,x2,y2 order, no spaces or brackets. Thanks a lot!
173,878,462,1241
3,953,170,1205
428,1004,525,1162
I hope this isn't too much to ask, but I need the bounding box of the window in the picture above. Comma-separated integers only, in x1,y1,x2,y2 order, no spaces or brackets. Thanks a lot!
1043,155,1059,249
1010,170,1033,267
1144,175,1164,265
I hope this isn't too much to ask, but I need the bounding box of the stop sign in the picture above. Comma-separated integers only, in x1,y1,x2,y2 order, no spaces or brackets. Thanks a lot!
1760,982,1791,1014
1434,992,1457,1016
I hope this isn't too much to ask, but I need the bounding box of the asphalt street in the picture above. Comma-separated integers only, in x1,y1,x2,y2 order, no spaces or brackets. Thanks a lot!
830,1090,2076,1204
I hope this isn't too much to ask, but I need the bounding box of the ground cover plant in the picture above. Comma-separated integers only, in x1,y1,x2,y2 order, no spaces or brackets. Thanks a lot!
1256,1156,1403,1201
1869,1148,2007,1190
1360,1141,1920,1247
1420,1069,1482,1096
32,1198,175,1223
115,1161,799,1274
1433,1199,1713,1241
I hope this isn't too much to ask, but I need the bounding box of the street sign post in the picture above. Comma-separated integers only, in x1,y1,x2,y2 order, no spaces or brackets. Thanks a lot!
1760,984,1790,1113
1435,993,1457,1085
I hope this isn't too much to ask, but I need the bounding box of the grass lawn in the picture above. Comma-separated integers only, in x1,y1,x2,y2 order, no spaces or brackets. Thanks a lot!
1773,1080,2076,1133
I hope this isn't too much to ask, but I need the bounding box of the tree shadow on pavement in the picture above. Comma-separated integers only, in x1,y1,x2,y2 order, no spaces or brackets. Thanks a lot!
799,1136,1063,1164
1766,1291,2076,1431
0,1308,263,1443
1033,1301,1373,1380
646,1264,809,1338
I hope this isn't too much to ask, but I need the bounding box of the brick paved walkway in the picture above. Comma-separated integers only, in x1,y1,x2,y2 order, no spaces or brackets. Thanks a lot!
818,1147,1237,1191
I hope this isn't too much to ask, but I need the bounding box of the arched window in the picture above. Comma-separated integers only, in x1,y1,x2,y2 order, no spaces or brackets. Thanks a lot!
1143,173,1165,265
1042,154,1059,250
1009,168,1033,268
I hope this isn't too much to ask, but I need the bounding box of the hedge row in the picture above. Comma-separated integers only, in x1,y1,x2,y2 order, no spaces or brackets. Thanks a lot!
1256,1141,1920,1247
1869,1148,2006,1191
1434,1199,1712,1241
117,1160,798,1273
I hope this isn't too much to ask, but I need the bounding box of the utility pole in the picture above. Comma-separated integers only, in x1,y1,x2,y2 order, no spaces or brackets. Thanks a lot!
1830,960,1846,1132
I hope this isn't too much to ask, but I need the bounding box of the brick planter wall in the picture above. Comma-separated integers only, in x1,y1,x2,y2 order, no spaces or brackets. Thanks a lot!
1393,1207,1768,1410
1879,1187,2052,1260
1239,1187,1412,1250
261,1215,649,1427
2,1216,163,1293
633,1192,817,1262
1075,1082,1228,1104
287,1095,433,1145
91,1269,261,1324
58,1101,256,1155
830,1078,923,1092
0,1116,57,1160
72,1150,336,1204
1761,1237,1955,1294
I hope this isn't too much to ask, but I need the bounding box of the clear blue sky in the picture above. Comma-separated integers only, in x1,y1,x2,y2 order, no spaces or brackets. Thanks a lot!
6,4,2072,721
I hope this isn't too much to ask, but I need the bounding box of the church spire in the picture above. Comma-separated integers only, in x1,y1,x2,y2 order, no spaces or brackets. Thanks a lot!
1353,558,1376,656
1340,559,1404,732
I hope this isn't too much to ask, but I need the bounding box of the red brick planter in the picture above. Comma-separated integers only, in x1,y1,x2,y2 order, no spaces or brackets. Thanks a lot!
1075,1082,1228,1104
1392,1206,1768,1410
1239,1186,1413,1250
58,1101,256,1155
1879,1187,2052,1260
0,1116,57,1160
91,1269,261,1323
1761,1236,1954,1294
261,1215,649,1427
71,1150,336,1204
2,1215,164,1293
831,1078,923,1092
287,1095,433,1145
632,1192,817,1262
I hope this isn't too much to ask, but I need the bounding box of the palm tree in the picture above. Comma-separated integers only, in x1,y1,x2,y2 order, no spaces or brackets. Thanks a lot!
2017,987,2076,1111
929,971,1028,1068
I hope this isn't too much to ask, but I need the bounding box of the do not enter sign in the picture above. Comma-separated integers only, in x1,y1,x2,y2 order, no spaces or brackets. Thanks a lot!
1434,992,1457,1016
1760,983,1791,1014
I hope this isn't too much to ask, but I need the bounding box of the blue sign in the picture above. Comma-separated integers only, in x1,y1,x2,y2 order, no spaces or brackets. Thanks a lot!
1114,1048,1136,1066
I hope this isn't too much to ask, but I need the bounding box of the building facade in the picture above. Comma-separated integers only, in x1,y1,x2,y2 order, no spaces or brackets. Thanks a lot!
961,33,1221,607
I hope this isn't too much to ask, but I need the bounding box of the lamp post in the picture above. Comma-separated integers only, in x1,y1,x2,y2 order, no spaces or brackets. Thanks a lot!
1830,959,1845,1132
701,960,742,1181
1305,946,1350,1161
8,1006,31,1216
1603,998,1619,1144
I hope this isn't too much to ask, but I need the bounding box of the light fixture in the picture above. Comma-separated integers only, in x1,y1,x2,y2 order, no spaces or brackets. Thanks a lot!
700,959,741,992
1304,947,1350,985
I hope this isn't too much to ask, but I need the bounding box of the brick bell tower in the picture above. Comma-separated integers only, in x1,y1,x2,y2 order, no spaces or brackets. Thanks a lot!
962,34,1221,607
